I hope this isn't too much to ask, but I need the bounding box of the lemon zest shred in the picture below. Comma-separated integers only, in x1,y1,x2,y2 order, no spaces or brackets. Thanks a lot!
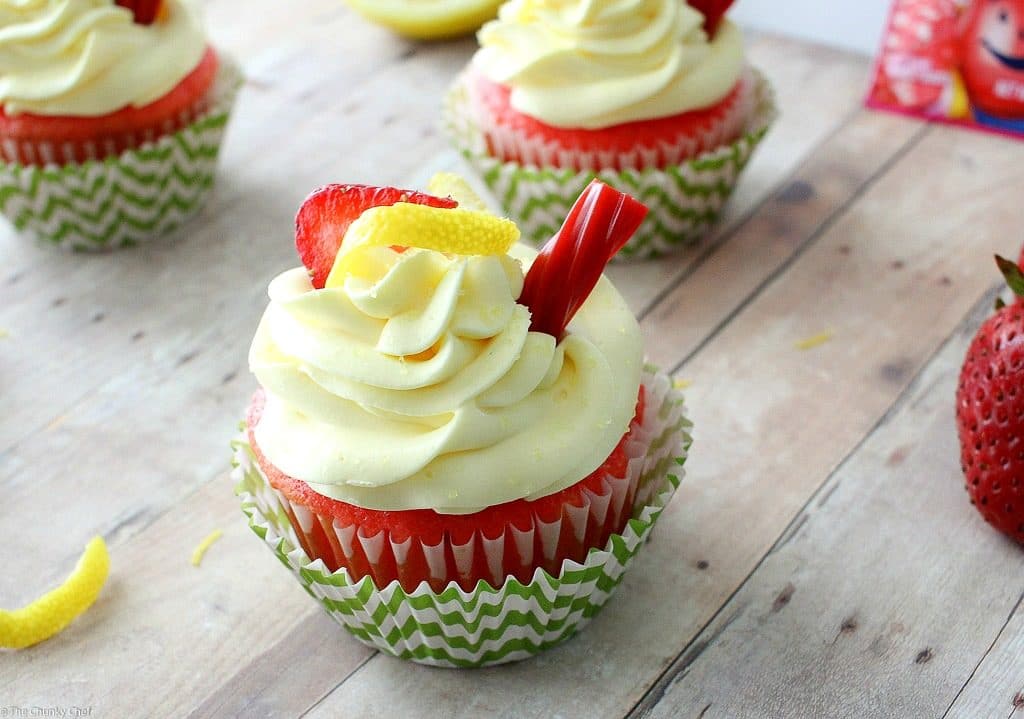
672,378,692,390
795,330,834,351
0,537,109,650
191,530,224,567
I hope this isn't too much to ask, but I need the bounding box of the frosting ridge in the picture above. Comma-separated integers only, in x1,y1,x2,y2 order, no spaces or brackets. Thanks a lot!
249,245,643,514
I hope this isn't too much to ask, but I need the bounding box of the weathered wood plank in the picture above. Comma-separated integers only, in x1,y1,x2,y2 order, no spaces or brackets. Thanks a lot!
302,123,1024,719
631,291,1024,719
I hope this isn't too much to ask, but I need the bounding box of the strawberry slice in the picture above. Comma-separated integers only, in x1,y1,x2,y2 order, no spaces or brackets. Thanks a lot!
116,0,163,24
295,185,458,289
520,181,648,339
688,0,734,37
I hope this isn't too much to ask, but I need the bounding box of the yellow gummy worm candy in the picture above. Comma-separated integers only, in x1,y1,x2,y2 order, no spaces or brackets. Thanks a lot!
326,203,519,287
427,172,489,212
0,537,109,650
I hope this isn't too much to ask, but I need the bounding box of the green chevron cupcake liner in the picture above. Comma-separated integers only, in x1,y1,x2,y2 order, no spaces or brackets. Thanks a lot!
0,56,242,252
444,68,776,261
234,365,691,668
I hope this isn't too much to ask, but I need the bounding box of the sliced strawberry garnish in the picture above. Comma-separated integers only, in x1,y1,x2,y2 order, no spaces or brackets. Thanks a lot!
116,0,163,24
688,0,734,37
520,181,647,339
295,185,458,289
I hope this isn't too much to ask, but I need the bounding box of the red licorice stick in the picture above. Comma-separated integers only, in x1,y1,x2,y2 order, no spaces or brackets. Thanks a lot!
115,0,163,25
520,181,648,339
687,0,734,37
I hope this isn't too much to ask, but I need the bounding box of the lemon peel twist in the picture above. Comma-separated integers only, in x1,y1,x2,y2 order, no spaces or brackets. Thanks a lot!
191,529,224,567
325,203,519,287
0,537,109,649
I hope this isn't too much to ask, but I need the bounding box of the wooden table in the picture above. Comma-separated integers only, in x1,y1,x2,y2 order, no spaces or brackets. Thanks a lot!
4,3,1024,717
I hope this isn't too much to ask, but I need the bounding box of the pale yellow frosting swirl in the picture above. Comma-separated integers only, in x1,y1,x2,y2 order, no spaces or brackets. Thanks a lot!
249,245,643,514
0,0,207,116
473,0,744,129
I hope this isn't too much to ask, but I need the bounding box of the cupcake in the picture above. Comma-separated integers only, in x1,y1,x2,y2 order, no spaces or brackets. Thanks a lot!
234,174,691,667
445,0,777,259
0,0,241,251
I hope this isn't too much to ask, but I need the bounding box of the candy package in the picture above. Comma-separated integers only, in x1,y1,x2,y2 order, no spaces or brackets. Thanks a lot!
867,0,1024,137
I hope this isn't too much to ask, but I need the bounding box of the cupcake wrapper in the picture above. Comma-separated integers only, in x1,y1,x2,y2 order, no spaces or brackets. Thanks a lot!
234,365,691,668
0,56,243,252
445,68,777,261
268,448,641,593
0,92,215,167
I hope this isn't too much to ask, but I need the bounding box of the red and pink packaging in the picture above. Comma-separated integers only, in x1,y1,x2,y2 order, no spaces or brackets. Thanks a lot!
867,0,1024,138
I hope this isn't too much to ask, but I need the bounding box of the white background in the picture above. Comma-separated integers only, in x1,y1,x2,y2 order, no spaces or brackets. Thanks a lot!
731,0,892,55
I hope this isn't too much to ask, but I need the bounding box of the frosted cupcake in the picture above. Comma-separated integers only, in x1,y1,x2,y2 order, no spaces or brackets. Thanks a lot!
234,174,691,667
445,0,776,259
0,0,241,250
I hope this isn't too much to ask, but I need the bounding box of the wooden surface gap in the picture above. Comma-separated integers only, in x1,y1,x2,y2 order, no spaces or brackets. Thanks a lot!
295,654,378,719
941,589,1024,719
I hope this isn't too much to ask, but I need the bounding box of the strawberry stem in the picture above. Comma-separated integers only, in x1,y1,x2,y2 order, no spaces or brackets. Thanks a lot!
520,181,648,339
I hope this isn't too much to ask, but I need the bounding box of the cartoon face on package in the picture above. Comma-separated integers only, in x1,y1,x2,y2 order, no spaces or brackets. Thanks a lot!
868,0,1024,138
961,0,1024,120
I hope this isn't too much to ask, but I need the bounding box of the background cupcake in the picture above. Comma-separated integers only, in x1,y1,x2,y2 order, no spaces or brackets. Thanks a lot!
0,0,241,251
235,175,691,667
445,0,776,259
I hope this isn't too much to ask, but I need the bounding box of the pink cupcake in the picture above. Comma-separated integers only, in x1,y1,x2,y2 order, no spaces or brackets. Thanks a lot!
235,175,691,666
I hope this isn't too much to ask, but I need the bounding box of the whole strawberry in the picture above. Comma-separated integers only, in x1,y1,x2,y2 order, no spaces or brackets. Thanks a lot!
956,255,1024,544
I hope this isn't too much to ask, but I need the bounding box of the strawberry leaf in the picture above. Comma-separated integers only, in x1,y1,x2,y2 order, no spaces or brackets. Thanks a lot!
995,254,1024,298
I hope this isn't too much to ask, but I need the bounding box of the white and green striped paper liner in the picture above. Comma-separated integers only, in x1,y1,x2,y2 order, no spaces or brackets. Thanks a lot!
0,57,242,252
234,365,691,668
445,68,776,261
